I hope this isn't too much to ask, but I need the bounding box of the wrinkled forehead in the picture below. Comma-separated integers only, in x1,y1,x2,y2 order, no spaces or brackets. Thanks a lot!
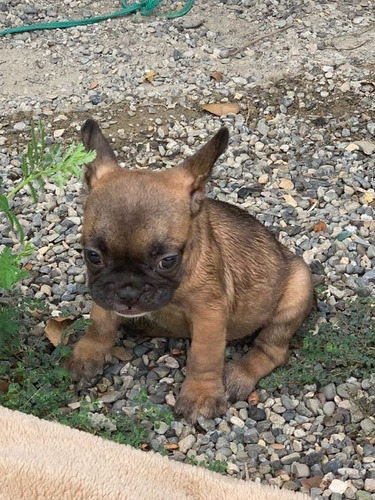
83,177,190,258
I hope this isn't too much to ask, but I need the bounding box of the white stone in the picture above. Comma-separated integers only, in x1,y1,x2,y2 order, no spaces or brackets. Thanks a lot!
329,479,348,494
345,142,360,152
230,416,245,428
53,128,65,138
291,463,310,478
154,421,169,435
355,140,375,156
164,356,179,369
365,478,375,493
178,435,196,454
165,393,176,406
226,463,239,475
258,173,269,184
337,467,361,479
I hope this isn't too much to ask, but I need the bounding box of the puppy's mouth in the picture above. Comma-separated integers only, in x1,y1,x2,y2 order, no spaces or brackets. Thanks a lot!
89,277,178,317
113,304,150,318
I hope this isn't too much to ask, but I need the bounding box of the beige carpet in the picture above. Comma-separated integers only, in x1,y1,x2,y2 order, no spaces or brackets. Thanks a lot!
0,405,310,500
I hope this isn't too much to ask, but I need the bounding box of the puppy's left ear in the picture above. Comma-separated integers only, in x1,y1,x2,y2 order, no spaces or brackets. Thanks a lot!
178,127,229,214
81,119,121,189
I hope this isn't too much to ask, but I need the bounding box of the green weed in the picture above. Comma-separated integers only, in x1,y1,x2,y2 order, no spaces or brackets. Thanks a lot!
186,455,228,474
260,296,375,389
0,120,95,290
134,388,175,428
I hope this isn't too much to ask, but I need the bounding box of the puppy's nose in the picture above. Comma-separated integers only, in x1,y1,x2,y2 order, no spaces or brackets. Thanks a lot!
117,286,141,303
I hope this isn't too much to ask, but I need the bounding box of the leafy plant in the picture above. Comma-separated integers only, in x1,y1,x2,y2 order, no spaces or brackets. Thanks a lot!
133,388,149,405
59,402,148,448
0,195,24,241
186,455,228,474
0,337,72,417
0,120,95,293
0,303,21,356
0,295,49,358
0,243,33,290
260,297,375,389
134,388,174,427
0,323,151,447
5,121,95,210
0,120,95,365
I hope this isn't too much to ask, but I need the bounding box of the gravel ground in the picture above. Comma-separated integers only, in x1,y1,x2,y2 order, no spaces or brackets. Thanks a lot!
1,0,375,498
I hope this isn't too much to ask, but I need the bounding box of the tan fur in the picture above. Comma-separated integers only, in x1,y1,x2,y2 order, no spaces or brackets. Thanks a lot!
68,120,314,423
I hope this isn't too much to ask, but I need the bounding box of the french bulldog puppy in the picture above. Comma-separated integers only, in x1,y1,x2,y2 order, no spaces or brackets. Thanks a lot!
69,119,313,423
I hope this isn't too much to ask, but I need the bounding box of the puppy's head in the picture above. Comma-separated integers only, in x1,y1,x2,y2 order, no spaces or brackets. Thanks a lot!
80,119,228,317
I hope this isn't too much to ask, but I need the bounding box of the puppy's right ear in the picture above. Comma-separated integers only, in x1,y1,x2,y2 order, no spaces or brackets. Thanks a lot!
81,119,120,189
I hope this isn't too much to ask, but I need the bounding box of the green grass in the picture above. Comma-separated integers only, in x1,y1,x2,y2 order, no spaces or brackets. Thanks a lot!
2,294,374,450
0,316,173,447
132,388,175,432
260,296,375,389
1,290,373,453
186,455,228,474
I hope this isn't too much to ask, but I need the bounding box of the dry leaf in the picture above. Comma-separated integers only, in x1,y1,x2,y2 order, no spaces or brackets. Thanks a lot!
201,102,240,117
45,316,75,346
164,443,179,451
313,221,327,232
271,443,285,450
283,194,298,207
279,178,294,190
88,81,99,90
145,70,157,83
247,391,260,406
210,71,223,82
300,476,324,490
28,307,44,319
0,380,9,394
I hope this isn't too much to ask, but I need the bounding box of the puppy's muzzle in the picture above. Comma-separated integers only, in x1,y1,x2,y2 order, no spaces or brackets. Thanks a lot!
116,285,141,305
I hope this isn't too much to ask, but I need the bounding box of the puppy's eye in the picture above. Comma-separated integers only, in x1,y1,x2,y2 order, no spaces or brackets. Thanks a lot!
85,249,103,266
157,254,180,271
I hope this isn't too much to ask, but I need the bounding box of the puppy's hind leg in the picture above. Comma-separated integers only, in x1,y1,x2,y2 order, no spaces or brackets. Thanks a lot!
225,259,313,401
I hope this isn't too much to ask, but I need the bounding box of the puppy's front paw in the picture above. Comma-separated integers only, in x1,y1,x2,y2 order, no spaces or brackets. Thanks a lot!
175,380,227,423
224,361,255,403
67,339,111,383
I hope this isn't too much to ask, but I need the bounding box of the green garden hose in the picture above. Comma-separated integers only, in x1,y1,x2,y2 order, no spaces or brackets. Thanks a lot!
0,0,194,36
